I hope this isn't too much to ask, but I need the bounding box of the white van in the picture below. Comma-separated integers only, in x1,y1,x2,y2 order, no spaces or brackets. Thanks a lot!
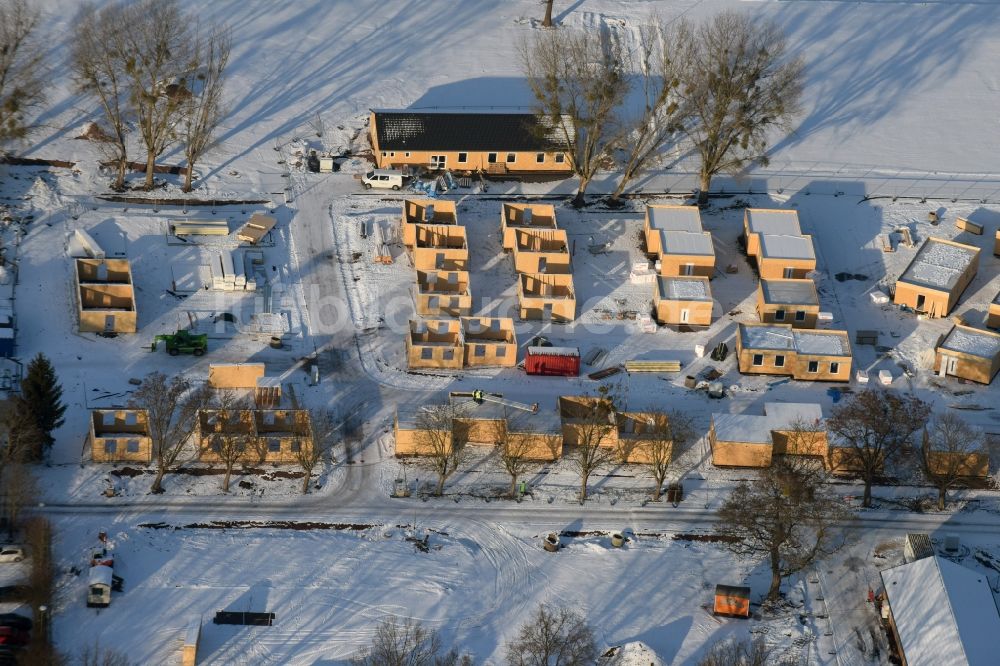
361,169,405,190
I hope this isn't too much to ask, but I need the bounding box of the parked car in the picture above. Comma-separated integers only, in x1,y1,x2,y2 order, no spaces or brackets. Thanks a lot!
0,614,32,631
0,627,28,647
0,547,23,564
361,168,404,190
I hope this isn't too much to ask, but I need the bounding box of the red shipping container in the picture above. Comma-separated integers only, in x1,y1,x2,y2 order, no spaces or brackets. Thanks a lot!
525,346,580,377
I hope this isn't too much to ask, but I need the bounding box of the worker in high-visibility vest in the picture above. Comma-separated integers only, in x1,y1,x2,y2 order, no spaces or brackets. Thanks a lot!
473,389,484,402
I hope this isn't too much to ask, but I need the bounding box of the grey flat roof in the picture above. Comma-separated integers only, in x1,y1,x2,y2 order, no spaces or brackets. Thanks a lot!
507,410,562,434
763,402,824,426
759,234,815,261
760,279,819,305
793,330,851,356
899,239,978,292
745,209,801,236
647,205,702,232
713,413,773,443
660,230,714,256
740,324,795,351
939,326,1000,359
658,276,712,301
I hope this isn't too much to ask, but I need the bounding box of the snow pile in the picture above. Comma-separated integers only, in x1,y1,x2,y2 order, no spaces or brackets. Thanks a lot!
600,641,664,666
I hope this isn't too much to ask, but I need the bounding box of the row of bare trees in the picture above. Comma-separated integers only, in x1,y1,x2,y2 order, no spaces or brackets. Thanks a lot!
0,0,45,151
70,0,230,192
127,372,339,494
522,10,805,206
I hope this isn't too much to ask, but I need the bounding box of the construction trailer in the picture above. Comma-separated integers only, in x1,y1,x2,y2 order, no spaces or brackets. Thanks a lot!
501,203,558,250
75,258,137,333
525,346,580,376
713,585,752,618
755,234,817,279
237,213,277,244
933,324,1000,385
462,317,518,368
985,290,1000,329
401,199,458,246
644,205,703,255
743,208,802,259
415,270,473,317
368,109,573,175
736,323,853,382
411,224,469,271
756,278,820,328
657,230,716,277
893,237,980,318
653,276,714,326
511,228,571,274
196,409,312,464
517,272,576,322
406,319,464,370
89,409,153,463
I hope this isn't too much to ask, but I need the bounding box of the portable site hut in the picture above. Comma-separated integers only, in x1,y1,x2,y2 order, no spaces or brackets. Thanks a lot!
986,290,1000,329
643,205,703,256
756,234,817,280
89,409,153,462
653,276,713,326
369,109,573,175
743,209,802,259
501,203,558,250
657,230,715,277
736,323,852,382
756,278,820,328
512,228,571,274
87,564,114,608
934,325,1000,385
713,584,751,618
393,407,454,457
517,273,576,322
75,258,137,333
401,199,458,247
709,413,774,467
406,319,463,369
893,237,980,318
880,556,1000,666
412,224,469,271
415,270,472,317
558,396,617,449
525,346,580,376
462,317,517,368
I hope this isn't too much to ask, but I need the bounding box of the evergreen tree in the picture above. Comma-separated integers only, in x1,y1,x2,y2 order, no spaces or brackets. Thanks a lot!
20,353,66,454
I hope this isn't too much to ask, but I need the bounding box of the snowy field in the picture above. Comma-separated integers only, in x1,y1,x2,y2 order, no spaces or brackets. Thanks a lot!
5,0,1000,663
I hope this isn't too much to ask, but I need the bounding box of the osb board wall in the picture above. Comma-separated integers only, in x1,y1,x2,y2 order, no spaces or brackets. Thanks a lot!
209,364,266,389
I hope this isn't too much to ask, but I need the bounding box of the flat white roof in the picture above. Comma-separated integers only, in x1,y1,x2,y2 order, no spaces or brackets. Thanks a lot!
760,279,819,305
740,325,795,351
658,276,712,301
647,205,702,232
745,209,801,236
759,234,816,261
763,402,824,427
793,330,851,356
899,238,978,292
881,556,1000,666
660,230,714,256
713,413,773,443
939,326,1000,359
740,325,850,356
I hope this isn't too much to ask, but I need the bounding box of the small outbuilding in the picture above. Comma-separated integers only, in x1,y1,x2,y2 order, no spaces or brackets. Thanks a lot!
657,230,716,277
743,208,801,259
89,409,152,463
415,270,472,317
512,228,571,274
401,199,458,246
462,317,517,368
526,346,580,377
756,278,820,328
934,324,1000,385
412,224,469,271
653,276,713,326
501,203,558,250
644,205,703,255
756,234,817,279
517,273,576,322
736,323,852,382
894,237,980,318
713,584,752,618
406,319,464,369
75,258,137,333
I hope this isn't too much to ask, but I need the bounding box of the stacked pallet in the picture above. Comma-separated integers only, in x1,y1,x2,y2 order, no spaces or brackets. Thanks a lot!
237,213,277,244
171,219,229,236
210,250,258,291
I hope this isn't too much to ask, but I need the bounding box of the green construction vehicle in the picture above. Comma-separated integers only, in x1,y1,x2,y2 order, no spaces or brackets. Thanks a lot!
150,330,208,356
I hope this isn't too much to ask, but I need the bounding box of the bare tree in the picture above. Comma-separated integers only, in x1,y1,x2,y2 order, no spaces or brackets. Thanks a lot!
0,0,45,150
493,412,545,498
203,391,254,493
351,617,471,666
631,409,694,501
0,462,35,538
180,26,231,192
414,404,464,496
671,11,805,205
0,396,43,473
71,3,133,191
921,412,984,511
564,387,620,502
78,642,132,666
504,603,596,666
521,28,629,207
129,373,209,494
697,637,784,666
296,409,337,494
541,0,555,28
828,390,930,507
717,457,852,601
608,19,687,205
